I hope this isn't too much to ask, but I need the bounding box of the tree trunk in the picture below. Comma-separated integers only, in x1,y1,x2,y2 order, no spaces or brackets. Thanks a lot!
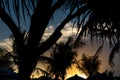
18,62,36,80
17,47,38,80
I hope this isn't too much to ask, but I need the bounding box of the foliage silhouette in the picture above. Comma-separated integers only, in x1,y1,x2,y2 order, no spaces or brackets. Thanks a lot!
0,0,87,79
73,0,120,66
0,0,119,80
79,46,102,77
39,41,78,80
0,47,14,68
0,47,18,79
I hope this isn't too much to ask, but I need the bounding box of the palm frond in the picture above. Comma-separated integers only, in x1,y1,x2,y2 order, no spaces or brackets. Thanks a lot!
80,49,102,77
0,47,16,68
33,67,50,76
94,45,103,57
109,42,120,67
45,42,78,79
38,55,52,64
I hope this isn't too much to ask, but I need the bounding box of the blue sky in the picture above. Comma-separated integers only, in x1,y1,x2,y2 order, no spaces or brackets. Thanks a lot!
0,19,12,40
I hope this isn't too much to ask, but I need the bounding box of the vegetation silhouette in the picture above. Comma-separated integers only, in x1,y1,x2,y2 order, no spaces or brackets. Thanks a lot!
32,76,52,80
79,46,102,77
86,70,116,80
0,0,87,79
72,0,120,67
0,0,119,80
0,48,14,69
0,47,18,79
31,37,84,80
38,40,78,80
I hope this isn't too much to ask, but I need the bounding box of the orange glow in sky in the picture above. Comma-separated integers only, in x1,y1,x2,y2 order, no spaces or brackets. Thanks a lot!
66,65,88,79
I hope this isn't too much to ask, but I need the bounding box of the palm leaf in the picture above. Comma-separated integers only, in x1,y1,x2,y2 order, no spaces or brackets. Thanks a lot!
109,42,120,67
94,45,103,57
38,55,52,64
33,67,50,76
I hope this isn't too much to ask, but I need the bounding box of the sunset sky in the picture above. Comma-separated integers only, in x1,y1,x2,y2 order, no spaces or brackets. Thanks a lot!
0,17,120,79
0,5,120,78
0,1,119,80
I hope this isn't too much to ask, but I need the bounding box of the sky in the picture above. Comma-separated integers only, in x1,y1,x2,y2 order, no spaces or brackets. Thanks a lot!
0,19,120,79
0,4,120,78
0,2,119,80
0,19,12,40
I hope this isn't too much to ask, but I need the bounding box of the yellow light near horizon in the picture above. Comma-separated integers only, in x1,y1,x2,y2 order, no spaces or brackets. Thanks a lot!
66,65,88,79
77,73,88,79
31,64,88,79
66,73,87,79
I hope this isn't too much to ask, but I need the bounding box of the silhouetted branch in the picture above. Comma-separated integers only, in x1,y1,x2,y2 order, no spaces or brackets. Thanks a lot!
0,6,24,45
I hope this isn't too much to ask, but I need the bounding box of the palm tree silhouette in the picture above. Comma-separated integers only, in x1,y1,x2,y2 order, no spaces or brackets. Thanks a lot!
79,46,102,77
73,0,120,66
39,42,77,80
50,42,77,80
0,0,119,79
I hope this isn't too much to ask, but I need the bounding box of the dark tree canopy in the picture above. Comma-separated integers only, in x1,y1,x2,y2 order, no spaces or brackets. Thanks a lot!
0,0,119,80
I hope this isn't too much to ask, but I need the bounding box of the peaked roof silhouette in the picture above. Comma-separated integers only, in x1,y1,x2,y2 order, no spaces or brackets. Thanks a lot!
67,74,85,80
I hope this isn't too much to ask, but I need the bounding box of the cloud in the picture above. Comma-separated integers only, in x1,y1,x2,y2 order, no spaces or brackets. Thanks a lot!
0,22,78,51
42,22,78,42
0,39,12,51
60,22,77,41
42,25,55,40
